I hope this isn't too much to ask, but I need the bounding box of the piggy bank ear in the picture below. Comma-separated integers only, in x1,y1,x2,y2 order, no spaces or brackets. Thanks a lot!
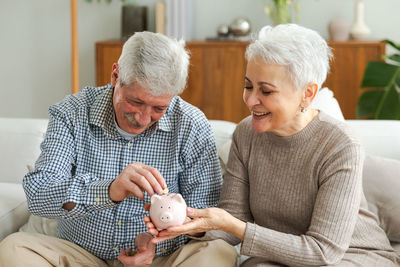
171,194,185,204
151,194,162,205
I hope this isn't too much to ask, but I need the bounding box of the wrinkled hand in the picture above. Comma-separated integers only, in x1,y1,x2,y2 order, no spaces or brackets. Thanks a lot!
143,204,193,242
145,206,239,244
143,203,160,237
118,232,155,267
109,162,167,202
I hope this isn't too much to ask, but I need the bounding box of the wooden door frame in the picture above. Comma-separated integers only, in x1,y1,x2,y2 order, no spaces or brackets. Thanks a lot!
71,0,79,94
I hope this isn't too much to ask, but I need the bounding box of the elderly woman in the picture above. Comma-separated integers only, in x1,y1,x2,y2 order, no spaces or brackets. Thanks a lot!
145,24,400,266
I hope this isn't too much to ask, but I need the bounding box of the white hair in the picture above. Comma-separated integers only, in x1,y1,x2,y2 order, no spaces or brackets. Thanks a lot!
117,32,190,96
246,24,333,90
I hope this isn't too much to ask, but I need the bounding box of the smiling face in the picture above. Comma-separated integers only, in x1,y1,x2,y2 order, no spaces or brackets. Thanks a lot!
111,64,173,135
243,58,306,136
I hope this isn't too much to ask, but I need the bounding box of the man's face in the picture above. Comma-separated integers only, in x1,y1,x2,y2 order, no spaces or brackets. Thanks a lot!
113,82,173,135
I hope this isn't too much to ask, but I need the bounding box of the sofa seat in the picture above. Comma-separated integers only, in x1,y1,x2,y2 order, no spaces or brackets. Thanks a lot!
0,183,30,240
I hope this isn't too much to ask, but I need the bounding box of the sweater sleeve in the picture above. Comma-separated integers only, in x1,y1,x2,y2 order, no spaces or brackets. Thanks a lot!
188,123,254,246
218,123,254,223
193,123,254,246
240,143,364,266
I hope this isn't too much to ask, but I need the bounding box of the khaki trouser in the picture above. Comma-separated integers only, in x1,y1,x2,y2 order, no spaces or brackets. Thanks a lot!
0,232,237,267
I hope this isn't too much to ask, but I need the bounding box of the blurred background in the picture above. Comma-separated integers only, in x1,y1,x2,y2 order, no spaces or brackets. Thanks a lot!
1,0,399,118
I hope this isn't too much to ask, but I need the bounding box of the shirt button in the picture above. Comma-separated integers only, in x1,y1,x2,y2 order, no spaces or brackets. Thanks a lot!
161,248,167,253
117,221,122,226
95,197,100,202
114,246,119,251
127,142,132,147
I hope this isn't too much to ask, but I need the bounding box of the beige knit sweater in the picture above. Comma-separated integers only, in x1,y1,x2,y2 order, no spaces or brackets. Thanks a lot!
211,112,399,266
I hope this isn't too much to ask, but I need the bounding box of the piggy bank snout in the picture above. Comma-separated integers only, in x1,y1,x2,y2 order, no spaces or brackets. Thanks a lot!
159,212,173,223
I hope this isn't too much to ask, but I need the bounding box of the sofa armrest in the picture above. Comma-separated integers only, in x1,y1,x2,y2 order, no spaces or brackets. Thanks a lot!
0,117,48,184
0,183,30,241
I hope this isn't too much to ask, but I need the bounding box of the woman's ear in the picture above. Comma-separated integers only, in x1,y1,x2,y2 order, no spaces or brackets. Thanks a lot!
111,63,119,87
303,82,318,108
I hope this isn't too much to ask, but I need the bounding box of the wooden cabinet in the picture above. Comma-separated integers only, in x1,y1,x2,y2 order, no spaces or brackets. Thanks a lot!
96,40,385,122
181,42,249,123
96,41,123,86
324,41,385,119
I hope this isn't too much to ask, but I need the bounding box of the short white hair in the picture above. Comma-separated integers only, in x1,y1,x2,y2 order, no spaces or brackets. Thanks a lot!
246,24,333,90
118,32,190,96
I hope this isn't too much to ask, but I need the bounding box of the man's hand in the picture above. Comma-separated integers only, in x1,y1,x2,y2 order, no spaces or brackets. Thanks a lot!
118,232,156,267
62,202,76,211
109,162,167,202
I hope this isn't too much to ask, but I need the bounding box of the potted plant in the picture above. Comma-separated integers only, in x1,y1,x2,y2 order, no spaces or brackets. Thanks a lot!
357,40,400,120
263,0,299,25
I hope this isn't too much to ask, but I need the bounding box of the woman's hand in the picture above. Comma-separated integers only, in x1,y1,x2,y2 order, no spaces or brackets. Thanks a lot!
143,203,160,236
146,206,247,244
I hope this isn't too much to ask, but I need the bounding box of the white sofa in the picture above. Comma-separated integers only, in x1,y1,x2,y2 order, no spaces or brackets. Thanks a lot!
1,111,400,256
0,118,48,241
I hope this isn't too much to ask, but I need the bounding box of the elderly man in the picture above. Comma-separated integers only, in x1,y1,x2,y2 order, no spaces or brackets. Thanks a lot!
0,32,237,267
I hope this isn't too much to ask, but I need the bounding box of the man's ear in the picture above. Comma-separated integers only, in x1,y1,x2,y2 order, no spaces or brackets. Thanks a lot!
111,63,119,87
303,82,318,108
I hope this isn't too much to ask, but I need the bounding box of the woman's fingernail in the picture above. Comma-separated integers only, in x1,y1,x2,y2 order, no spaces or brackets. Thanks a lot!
187,207,192,214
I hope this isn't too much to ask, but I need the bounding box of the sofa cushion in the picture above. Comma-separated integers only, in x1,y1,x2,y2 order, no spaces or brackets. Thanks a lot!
0,182,30,241
347,120,400,161
209,120,237,149
0,118,48,184
209,120,237,175
310,87,345,122
392,242,400,254
363,155,400,243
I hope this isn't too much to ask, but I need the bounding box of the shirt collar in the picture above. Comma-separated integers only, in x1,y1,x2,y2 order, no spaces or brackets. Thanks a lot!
89,85,117,139
157,97,175,132
89,85,174,139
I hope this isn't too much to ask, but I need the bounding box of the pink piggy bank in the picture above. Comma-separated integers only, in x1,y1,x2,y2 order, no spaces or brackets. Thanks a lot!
149,193,187,230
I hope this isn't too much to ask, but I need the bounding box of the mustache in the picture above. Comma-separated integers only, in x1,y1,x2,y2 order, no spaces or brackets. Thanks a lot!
124,113,144,128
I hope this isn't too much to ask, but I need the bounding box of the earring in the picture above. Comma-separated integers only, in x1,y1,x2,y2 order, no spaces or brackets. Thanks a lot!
301,107,307,113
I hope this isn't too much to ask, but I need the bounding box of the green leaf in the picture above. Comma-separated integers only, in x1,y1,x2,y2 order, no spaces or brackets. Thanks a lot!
358,39,400,120
383,54,400,63
356,90,384,119
361,61,399,88
375,84,400,119
382,39,400,52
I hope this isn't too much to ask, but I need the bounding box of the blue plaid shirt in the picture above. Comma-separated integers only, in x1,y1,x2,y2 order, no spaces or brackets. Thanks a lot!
23,85,222,259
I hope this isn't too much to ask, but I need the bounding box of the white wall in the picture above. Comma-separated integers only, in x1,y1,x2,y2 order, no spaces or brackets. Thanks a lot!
1,0,399,118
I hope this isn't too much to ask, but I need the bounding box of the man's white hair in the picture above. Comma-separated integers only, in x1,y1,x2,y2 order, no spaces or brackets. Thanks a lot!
246,24,333,90
118,31,190,96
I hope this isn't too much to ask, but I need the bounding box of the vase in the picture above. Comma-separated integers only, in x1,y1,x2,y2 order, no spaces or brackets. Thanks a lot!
121,5,148,40
271,0,291,25
328,18,350,41
350,0,371,40
229,18,251,36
